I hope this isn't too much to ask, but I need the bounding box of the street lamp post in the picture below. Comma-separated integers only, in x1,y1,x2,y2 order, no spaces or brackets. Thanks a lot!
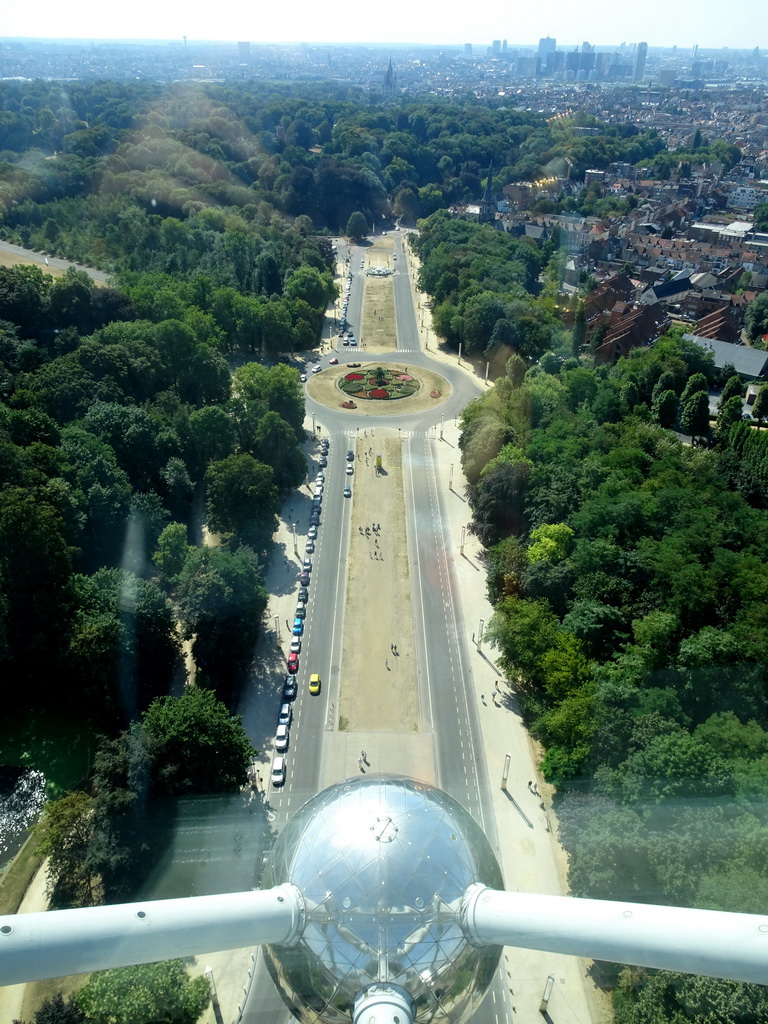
204,966,223,1024
460,525,466,555
449,464,454,491
476,619,484,652
458,343,462,365
274,614,280,640
292,523,297,555
485,362,490,383
440,415,444,440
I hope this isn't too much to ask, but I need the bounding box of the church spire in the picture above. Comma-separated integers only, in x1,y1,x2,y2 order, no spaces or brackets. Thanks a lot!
482,160,494,203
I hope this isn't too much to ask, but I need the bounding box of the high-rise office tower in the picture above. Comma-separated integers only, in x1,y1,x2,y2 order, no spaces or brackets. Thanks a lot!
237,41,250,63
464,43,473,56
491,39,501,57
633,41,647,81
538,35,556,76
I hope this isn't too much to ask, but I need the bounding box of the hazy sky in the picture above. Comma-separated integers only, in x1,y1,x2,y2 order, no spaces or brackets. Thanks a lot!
2,0,764,50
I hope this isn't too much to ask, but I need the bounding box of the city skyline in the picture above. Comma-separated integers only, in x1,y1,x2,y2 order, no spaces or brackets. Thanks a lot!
0,0,763,52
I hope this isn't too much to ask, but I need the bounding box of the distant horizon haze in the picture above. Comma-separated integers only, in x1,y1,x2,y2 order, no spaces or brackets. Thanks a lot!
0,0,762,52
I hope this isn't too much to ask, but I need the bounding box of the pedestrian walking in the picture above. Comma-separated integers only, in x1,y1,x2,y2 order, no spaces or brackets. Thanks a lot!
495,680,500,692
361,750,367,761
527,781,533,792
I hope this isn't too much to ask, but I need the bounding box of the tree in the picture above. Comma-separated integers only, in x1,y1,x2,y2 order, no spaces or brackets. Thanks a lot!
752,384,768,428
142,687,254,795
680,390,710,440
205,454,279,538
718,374,744,408
346,210,369,241
680,372,709,404
34,791,97,908
527,523,574,564
254,410,307,489
76,960,209,1024
651,388,678,428
745,292,768,343
67,568,179,722
176,546,267,697
29,992,87,1024
715,395,744,443
152,522,190,585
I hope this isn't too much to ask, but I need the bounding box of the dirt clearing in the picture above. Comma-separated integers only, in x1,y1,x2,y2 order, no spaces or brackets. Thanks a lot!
338,437,419,733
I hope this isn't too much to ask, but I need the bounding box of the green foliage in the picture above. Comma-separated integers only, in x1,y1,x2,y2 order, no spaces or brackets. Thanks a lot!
346,210,369,241
466,330,768,924
30,992,87,1024
205,453,279,541
66,568,179,722
76,960,210,1024
745,292,768,343
176,545,267,698
34,791,97,908
152,522,190,584
680,390,710,439
142,687,254,796
527,522,574,564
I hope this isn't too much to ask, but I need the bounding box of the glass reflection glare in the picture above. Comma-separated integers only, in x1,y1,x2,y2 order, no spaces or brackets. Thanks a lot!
262,776,503,1024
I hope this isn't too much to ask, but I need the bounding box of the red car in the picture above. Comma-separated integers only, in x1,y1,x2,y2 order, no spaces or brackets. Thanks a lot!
329,357,339,365
287,653,299,674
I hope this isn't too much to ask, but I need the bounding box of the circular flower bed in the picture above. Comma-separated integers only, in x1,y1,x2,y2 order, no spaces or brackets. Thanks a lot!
338,366,421,402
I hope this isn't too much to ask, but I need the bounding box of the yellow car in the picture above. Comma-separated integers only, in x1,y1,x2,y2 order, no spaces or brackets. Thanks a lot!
309,673,321,695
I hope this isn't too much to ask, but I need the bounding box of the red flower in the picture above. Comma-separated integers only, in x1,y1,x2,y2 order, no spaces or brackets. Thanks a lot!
345,373,364,380
369,388,389,399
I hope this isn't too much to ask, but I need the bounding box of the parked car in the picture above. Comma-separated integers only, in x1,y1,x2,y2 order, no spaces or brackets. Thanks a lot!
318,456,327,468
271,756,286,786
343,485,351,498
292,618,304,635
275,724,289,752
347,450,354,462
308,525,318,539
303,557,312,572
283,676,297,700
287,653,299,673
346,464,354,475
298,587,309,603
294,605,306,620
290,638,301,654
299,571,310,586
306,540,315,554
278,703,292,726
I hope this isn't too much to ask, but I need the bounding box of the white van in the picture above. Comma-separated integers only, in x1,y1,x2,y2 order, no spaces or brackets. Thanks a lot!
275,724,289,752
271,756,286,786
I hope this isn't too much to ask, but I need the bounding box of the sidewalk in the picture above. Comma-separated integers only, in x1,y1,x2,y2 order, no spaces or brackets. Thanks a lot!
0,861,50,1023
428,420,606,1024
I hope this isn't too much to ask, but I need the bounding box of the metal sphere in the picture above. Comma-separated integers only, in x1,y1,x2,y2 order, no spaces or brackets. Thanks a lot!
261,775,503,1024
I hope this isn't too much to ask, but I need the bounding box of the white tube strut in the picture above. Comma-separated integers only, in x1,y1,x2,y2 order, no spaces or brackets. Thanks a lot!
0,884,303,986
462,885,768,985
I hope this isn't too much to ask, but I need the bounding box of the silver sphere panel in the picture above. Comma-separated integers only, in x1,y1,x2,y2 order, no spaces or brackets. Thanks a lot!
261,776,503,1024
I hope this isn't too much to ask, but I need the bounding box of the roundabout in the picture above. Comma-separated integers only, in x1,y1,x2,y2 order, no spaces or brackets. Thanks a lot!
305,361,452,417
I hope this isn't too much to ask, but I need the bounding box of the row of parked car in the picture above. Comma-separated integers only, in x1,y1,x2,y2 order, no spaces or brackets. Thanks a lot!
270,438,329,788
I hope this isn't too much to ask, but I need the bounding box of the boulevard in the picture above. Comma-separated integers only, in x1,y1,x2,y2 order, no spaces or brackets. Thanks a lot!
228,234,600,1024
